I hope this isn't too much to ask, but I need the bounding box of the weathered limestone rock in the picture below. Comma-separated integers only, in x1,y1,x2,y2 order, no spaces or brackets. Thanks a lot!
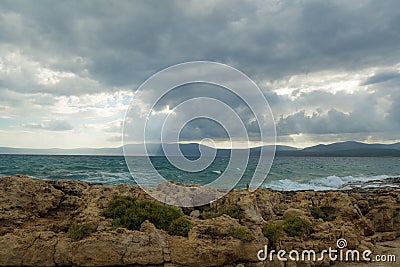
283,208,306,218
190,209,200,218
1,175,400,266
0,174,64,220
0,230,36,266
169,215,267,266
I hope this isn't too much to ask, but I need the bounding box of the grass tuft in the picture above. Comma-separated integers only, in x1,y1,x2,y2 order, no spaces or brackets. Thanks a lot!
168,217,191,237
282,215,311,237
310,206,328,221
262,222,283,247
68,224,95,241
227,226,254,242
201,205,243,221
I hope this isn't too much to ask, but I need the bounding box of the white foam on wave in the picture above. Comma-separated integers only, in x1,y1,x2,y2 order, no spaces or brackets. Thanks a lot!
265,179,331,191
265,174,400,191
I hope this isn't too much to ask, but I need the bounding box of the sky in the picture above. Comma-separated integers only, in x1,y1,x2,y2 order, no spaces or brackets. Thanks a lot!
0,0,400,149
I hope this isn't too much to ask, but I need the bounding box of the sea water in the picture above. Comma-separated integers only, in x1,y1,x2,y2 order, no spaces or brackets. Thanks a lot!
0,155,399,191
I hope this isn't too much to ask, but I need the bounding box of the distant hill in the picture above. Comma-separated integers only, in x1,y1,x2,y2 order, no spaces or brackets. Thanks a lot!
391,142,400,150
278,141,400,157
302,141,398,152
145,144,297,157
1,141,400,157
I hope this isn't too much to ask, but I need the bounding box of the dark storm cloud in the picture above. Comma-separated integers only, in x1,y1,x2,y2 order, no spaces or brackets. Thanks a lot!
276,109,383,135
179,118,229,141
1,0,400,145
1,0,400,90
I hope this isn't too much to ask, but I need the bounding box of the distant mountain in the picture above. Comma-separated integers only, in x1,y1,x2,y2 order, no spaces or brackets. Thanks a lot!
1,141,400,157
391,142,400,150
275,145,299,151
156,144,297,157
278,141,400,157
302,141,397,152
279,148,400,157
157,143,215,157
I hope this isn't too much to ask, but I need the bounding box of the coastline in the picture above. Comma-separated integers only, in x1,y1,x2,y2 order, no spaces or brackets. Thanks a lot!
1,175,399,266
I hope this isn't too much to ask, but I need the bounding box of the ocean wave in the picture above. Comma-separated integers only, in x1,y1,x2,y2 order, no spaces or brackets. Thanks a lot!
264,174,400,191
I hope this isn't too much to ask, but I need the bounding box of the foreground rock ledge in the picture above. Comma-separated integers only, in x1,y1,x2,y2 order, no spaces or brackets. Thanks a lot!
0,175,399,267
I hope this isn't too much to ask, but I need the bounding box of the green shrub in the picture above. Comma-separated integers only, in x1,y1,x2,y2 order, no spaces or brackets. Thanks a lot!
101,195,136,218
262,222,283,247
201,226,220,237
201,205,243,221
201,210,217,219
320,206,336,220
228,226,254,242
68,224,95,241
224,206,244,220
102,196,183,232
310,206,328,221
168,217,192,237
282,215,311,237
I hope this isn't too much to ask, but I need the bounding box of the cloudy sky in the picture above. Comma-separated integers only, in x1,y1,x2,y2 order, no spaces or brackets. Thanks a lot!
0,0,400,149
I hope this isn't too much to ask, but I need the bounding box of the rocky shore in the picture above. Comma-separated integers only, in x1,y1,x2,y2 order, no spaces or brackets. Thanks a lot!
1,175,399,266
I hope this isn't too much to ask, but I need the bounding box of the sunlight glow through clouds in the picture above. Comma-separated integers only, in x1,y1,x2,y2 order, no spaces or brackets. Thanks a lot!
36,68,75,85
268,68,377,98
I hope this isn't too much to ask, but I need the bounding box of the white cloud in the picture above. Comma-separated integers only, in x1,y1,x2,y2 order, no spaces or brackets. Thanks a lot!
0,0,400,148
24,119,73,131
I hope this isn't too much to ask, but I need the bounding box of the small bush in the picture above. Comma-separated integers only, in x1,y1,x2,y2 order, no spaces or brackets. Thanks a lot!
310,206,328,221
201,205,243,221
320,206,336,220
168,217,192,237
228,226,254,242
102,196,183,232
283,215,311,237
224,206,244,220
101,195,136,218
201,226,220,237
201,210,217,219
68,224,95,241
262,222,283,247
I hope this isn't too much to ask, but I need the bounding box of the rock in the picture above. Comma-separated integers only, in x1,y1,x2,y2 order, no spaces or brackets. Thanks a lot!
0,175,64,220
237,193,266,228
190,210,201,218
23,231,58,267
283,208,306,218
366,205,397,233
209,191,267,228
0,231,36,266
1,175,400,266
169,215,268,266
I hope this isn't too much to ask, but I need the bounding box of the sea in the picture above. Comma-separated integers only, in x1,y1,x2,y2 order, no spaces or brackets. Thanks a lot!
1,155,399,191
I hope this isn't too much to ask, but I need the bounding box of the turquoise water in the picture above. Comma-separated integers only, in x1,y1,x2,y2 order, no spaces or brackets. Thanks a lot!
1,155,399,190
